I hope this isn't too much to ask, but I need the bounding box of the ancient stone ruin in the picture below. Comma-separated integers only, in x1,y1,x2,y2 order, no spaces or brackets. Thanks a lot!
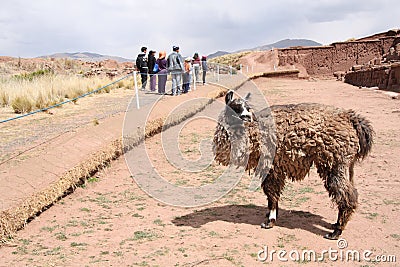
344,36,400,92
276,29,400,92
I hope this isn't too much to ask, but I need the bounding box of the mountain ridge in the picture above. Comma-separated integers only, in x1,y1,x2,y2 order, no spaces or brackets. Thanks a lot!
208,38,322,58
38,52,133,62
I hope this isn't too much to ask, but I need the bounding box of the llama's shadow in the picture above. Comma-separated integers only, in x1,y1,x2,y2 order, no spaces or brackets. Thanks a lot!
172,204,333,237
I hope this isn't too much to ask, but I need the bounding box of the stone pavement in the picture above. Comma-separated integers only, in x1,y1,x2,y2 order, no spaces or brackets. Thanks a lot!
0,84,226,211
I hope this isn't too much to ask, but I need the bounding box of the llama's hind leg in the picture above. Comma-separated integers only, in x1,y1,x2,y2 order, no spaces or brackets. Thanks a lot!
323,165,358,240
326,205,357,240
261,196,278,229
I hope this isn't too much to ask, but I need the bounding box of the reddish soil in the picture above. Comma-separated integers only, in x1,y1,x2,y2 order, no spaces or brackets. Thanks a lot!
239,51,310,78
1,78,399,266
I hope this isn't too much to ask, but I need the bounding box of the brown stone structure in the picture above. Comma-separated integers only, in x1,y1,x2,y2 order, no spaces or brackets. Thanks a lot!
344,63,400,92
276,29,400,91
278,30,399,75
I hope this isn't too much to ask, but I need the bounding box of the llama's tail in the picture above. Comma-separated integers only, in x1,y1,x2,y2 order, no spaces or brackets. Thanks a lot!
349,111,374,160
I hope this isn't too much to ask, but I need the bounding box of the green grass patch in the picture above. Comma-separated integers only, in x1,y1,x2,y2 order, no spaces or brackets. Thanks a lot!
80,207,90,212
153,219,165,227
40,225,58,233
70,242,88,247
55,232,67,241
133,231,158,241
87,176,99,183
13,69,53,81
383,199,400,205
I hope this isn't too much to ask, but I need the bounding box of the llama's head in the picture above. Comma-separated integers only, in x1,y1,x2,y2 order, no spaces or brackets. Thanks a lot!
224,90,255,122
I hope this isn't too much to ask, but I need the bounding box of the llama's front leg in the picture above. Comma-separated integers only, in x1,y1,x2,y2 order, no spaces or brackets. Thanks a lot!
261,197,278,229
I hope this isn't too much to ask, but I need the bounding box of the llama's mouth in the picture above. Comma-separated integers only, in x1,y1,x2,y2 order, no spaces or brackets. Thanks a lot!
240,115,252,122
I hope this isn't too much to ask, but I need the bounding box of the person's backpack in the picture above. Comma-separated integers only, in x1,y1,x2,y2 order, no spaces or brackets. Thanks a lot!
136,54,147,69
153,63,159,73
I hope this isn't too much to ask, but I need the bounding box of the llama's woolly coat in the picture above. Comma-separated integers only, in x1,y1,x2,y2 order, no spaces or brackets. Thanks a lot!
213,102,373,212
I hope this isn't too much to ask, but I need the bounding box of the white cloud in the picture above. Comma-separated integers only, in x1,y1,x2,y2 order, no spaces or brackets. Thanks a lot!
0,0,398,59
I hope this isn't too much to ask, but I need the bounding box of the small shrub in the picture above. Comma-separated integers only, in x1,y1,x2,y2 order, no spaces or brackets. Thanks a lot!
64,59,75,69
65,87,84,100
117,81,125,88
103,85,111,93
94,84,103,94
0,90,10,107
11,96,34,113
35,91,50,109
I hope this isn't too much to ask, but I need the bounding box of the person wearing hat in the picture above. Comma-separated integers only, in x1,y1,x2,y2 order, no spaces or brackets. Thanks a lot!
135,46,148,90
167,46,184,96
201,55,208,85
147,50,157,92
182,57,192,94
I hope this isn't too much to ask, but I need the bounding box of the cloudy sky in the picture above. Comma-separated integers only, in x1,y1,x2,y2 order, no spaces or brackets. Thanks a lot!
0,0,398,59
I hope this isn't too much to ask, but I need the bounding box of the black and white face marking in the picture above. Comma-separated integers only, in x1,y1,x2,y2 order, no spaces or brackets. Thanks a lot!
225,91,253,122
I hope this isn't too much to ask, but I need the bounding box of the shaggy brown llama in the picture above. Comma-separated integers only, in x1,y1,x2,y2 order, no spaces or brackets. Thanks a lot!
213,91,374,239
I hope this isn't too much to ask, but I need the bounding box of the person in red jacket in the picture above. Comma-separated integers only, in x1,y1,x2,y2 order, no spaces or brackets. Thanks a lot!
192,52,201,83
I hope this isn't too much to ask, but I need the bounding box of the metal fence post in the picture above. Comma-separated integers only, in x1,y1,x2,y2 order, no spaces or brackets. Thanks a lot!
193,67,196,91
133,71,140,109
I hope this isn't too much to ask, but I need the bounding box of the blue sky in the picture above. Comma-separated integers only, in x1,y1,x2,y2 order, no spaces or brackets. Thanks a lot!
0,0,398,59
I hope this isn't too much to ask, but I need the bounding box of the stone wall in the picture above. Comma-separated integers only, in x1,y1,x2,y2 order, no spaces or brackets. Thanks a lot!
277,30,399,76
278,40,389,75
276,30,400,91
344,63,400,92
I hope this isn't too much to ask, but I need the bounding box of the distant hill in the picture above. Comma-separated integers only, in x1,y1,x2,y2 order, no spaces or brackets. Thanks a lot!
38,52,133,62
250,39,322,51
209,39,322,58
207,50,230,59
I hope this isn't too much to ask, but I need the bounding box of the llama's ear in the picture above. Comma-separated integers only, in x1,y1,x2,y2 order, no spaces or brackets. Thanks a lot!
244,92,251,101
225,90,234,105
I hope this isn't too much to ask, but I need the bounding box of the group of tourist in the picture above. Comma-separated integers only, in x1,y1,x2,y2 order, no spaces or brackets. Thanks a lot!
135,46,208,96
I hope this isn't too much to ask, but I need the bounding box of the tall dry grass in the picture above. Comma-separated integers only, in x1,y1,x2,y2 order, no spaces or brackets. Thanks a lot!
208,51,251,69
0,74,131,114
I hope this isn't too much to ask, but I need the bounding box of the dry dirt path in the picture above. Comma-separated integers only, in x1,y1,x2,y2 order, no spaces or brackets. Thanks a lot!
1,78,399,267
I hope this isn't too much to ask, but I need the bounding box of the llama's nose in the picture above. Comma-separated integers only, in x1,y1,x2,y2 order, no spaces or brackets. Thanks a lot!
240,114,252,122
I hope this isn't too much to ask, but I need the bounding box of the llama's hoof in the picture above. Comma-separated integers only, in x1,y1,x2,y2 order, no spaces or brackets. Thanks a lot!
261,219,275,229
324,229,342,240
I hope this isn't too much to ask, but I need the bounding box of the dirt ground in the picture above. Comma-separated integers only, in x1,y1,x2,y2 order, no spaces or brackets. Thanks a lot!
0,77,399,267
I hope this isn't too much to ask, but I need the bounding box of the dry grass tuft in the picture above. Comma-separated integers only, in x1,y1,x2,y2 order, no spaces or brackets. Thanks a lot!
209,51,251,68
0,90,10,107
0,74,116,114
11,96,34,114
248,69,300,79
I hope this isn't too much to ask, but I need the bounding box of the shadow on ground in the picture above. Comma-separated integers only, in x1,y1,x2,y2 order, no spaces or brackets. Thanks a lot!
172,204,334,237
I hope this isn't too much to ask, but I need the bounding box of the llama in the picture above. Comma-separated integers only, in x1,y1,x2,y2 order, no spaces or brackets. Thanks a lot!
213,90,374,239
